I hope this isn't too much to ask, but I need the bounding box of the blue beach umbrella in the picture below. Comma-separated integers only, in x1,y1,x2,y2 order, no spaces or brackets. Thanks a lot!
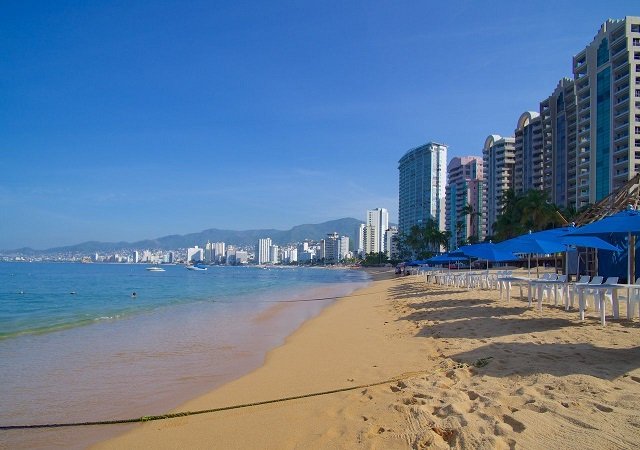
496,228,620,277
452,243,518,271
426,254,468,264
566,208,640,282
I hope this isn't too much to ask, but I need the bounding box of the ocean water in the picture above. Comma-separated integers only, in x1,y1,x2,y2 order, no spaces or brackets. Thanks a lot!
0,262,370,449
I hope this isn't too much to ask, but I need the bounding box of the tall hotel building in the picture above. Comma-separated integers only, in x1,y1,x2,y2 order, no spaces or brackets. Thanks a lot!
445,156,484,249
482,135,515,236
256,238,272,264
366,208,389,254
573,17,640,207
540,77,577,208
481,17,639,229
359,208,389,255
398,142,447,236
514,111,544,193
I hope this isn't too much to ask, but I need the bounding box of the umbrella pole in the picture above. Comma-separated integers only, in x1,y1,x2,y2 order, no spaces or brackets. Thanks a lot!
629,232,634,284
528,254,531,278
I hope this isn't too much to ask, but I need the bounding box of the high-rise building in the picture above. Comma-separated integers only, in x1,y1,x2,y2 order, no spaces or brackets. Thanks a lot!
514,111,544,194
540,77,577,208
384,227,398,259
133,251,139,264
482,135,516,237
269,245,279,264
321,232,340,262
187,246,204,263
572,17,640,207
256,238,272,264
357,224,366,256
205,241,215,263
398,142,447,236
363,208,389,254
213,242,226,263
337,235,350,260
234,251,248,265
445,156,484,249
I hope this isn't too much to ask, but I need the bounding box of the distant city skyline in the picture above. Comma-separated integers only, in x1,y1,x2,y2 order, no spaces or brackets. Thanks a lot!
2,1,635,249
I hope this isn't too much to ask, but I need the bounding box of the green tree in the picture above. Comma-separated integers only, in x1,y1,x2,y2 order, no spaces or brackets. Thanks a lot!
460,202,482,244
492,189,565,241
362,252,389,266
401,219,448,259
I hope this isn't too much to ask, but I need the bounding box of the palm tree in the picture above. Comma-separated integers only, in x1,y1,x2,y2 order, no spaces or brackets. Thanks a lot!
492,189,565,241
403,219,448,259
460,203,482,242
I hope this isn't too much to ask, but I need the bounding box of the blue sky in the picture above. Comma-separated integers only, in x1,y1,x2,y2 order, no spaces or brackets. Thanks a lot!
1,1,637,249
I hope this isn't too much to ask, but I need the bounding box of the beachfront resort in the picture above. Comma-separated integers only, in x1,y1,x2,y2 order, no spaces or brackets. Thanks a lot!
3,11,640,450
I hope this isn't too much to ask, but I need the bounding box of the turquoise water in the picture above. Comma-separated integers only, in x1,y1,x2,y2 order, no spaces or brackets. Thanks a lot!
0,262,367,339
0,263,370,449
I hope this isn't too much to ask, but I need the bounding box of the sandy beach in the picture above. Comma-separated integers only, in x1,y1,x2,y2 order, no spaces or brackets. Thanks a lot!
94,269,640,449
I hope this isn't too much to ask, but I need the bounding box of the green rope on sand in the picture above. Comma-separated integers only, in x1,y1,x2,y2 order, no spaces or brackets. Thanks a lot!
1,359,492,431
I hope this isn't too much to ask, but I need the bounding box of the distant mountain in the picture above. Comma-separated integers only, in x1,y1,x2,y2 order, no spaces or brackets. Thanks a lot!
20,218,365,254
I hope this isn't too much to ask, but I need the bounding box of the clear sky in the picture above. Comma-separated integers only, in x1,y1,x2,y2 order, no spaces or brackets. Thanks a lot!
1,1,637,249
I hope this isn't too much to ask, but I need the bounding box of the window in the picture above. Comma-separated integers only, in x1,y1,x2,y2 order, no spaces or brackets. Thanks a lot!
598,38,610,66
632,24,640,33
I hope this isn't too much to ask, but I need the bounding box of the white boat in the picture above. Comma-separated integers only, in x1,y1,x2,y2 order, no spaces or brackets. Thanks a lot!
186,265,207,271
146,266,166,272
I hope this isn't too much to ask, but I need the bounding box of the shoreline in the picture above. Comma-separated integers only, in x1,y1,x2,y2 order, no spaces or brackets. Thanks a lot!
1,266,370,450
93,269,437,448
94,269,640,449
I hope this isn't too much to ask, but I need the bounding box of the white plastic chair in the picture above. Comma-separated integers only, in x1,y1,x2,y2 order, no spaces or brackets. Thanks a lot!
539,273,558,303
600,276,619,312
612,277,640,320
582,276,604,311
568,275,591,310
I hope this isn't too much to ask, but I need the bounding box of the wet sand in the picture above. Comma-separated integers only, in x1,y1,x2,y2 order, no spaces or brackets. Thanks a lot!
95,270,640,449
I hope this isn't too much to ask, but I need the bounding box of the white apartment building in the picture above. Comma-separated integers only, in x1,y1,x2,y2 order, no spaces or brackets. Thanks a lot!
269,245,279,264
337,235,350,260
366,208,388,253
357,224,365,256
514,111,544,194
482,135,515,237
256,238,272,264
384,227,398,259
187,246,204,263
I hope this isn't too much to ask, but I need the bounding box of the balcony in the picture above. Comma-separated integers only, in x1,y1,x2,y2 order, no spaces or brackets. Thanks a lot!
614,120,630,132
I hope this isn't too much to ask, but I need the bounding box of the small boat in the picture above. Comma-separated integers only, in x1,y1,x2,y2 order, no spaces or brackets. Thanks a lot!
186,265,207,271
146,266,166,272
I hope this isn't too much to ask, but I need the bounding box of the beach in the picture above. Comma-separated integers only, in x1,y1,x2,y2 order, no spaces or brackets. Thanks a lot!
92,269,640,449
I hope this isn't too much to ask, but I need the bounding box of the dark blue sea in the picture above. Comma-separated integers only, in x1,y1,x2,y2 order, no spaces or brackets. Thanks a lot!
0,262,369,449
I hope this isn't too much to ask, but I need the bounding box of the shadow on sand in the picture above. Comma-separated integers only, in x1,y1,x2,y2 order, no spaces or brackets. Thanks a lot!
451,342,640,380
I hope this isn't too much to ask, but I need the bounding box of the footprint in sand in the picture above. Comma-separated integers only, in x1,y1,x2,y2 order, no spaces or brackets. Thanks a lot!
594,403,614,413
502,415,526,433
